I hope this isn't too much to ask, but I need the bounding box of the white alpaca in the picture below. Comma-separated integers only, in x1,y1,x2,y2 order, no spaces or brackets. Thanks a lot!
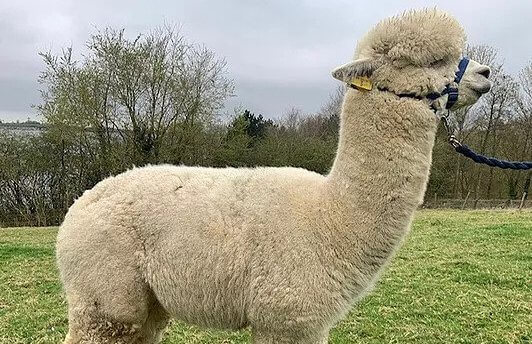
57,9,491,344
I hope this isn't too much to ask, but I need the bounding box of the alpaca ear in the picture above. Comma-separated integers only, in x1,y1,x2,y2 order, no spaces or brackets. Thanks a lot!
331,58,379,83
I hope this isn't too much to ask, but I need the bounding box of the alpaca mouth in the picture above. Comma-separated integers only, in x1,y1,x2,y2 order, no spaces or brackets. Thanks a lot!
471,85,491,96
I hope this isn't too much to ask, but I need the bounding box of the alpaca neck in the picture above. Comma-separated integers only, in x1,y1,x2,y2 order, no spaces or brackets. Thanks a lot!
324,89,438,286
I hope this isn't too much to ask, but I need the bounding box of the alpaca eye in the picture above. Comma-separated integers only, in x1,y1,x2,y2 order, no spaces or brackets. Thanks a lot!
430,59,445,67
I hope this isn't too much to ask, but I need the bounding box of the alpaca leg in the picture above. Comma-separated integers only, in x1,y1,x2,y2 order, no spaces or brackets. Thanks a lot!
57,217,160,343
60,264,155,343
62,299,144,344
252,330,328,344
63,320,140,343
133,301,169,344
62,291,170,344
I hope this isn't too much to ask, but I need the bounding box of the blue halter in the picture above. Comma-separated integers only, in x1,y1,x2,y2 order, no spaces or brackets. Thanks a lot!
427,57,470,110
373,57,470,112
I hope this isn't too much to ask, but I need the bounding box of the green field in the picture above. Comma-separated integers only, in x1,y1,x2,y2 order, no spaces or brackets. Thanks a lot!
1,210,531,343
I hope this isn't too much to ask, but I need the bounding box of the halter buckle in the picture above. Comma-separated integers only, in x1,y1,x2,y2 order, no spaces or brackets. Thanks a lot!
449,135,462,149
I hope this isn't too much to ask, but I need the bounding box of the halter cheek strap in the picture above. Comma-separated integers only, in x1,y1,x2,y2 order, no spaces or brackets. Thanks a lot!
435,57,470,110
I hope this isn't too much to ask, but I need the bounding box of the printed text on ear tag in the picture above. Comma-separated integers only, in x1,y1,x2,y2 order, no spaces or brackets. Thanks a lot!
350,77,373,91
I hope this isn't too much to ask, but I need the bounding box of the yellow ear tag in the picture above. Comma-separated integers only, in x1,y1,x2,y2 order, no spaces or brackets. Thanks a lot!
350,76,373,91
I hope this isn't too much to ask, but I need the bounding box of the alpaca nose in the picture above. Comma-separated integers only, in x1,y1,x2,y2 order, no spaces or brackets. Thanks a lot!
477,66,491,79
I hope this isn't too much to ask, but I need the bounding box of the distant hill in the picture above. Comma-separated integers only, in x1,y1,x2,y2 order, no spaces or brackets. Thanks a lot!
0,120,45,136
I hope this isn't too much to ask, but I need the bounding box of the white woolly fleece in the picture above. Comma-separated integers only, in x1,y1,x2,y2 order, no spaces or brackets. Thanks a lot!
56,8,486,344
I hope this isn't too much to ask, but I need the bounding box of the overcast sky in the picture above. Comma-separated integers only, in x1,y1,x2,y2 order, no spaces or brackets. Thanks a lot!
1,0,531,122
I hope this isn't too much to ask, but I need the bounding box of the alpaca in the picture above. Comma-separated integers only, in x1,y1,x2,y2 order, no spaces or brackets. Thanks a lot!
56,9,491,344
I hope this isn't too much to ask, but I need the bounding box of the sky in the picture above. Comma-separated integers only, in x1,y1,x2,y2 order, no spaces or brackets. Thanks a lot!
0,0,531,122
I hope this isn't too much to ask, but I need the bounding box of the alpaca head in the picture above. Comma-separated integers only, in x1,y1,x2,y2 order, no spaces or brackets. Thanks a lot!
332,9,491,110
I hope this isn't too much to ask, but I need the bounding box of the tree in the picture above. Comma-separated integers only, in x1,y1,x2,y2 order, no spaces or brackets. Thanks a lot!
317,85,343,138
242,110,273,142
38,26,234,167
516,61,532,198
8,25,236,226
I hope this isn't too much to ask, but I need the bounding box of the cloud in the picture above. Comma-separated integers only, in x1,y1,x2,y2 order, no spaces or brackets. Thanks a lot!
0,0,530,121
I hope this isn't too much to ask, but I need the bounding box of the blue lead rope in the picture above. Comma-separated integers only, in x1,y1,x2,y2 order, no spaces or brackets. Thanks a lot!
443,119,532,170
454,142,532,170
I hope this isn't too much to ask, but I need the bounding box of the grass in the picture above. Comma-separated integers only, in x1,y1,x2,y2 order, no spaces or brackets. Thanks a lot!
0,210,531,343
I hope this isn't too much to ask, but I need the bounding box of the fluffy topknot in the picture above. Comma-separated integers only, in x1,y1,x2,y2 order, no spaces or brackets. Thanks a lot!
356,8,465,67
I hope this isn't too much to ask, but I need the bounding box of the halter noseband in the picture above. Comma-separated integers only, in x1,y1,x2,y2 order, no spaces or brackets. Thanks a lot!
426,57,470,110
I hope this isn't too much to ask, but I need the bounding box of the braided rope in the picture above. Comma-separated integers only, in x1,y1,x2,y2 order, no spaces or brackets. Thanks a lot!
455,144,532,170
441,115,532,170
